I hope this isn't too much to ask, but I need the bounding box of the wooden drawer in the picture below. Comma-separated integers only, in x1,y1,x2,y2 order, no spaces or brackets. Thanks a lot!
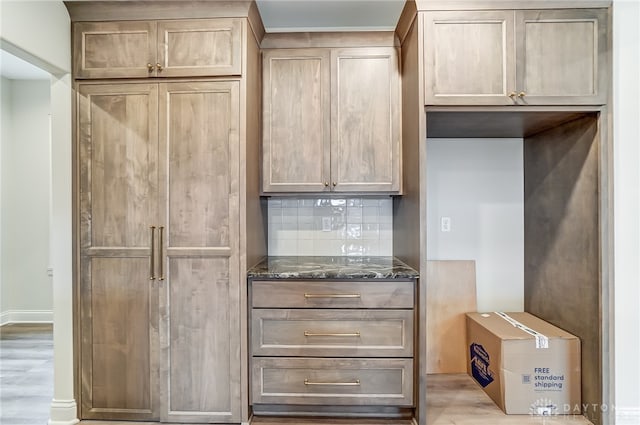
252,309,413,357
251,358,413,406
251,280,414,309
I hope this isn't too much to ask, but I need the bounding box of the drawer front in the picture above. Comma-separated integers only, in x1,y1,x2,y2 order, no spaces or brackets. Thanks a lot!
252,309,413,357
252,358,413,406
251,280,414,309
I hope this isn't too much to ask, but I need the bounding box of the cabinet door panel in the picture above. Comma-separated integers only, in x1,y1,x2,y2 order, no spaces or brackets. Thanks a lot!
331,47,401,192
165,258,235,414
87,258,159,416
516,9,607,105
74,21,157,79
78,83,160,420
424,11,515,105
158,81,240,423
262,49,331,192
157,19,242,77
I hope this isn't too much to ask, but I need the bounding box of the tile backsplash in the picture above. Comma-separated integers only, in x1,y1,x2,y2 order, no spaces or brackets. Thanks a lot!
268,197,393,256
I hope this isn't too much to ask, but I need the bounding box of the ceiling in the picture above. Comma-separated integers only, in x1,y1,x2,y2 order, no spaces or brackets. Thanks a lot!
1,1,406,79
255,0,406,32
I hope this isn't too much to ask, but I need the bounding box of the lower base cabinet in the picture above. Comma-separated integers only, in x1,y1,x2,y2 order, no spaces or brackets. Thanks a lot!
249,279,416,417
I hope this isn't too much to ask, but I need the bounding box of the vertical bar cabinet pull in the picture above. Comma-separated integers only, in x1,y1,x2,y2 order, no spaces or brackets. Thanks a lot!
158,226,165,281
149,226,156,280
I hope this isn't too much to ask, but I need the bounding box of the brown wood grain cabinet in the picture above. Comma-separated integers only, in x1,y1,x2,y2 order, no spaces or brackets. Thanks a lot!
250,279,415,415
73,18,242,78
71,2,266,423
424,8,607,105
78,83,161,421
78,81,242,422
262,47,401,193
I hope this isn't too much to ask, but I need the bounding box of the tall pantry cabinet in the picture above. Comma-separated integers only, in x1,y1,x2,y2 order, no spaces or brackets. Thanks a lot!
67,2,266,423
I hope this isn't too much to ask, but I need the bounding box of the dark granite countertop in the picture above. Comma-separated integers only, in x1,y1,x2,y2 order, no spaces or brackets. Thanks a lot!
247,256,419,279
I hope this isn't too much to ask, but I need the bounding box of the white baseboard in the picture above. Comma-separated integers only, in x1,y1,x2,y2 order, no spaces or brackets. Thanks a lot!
616,408,640,424
48,399,79,425
0,309,53,325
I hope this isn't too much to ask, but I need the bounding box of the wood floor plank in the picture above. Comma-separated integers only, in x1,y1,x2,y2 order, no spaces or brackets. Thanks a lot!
426,374,593,425
0,324,53,425
0,325,594,425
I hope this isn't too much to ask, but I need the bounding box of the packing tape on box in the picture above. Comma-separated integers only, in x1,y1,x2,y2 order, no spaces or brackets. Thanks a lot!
495,312,549,349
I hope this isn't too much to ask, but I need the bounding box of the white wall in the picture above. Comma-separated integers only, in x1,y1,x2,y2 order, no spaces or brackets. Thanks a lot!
0,2,75,424
0,78,9,315
426,138,524,312
0,1,70,74
0,78,52,324
613,0,640,423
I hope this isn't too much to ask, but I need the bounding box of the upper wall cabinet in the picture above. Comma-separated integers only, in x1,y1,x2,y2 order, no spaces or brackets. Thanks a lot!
423,9,608,106
73,19,242,78
262,47,401,193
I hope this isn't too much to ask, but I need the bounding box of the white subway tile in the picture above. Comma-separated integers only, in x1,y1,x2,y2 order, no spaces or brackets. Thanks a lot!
268,207,282,223
268,198,282,207
298,239,314,255
347,206,363,223
379,240,393,256
346,223,362,240
362,206,378,224
362,223,379,240
267,196,394,256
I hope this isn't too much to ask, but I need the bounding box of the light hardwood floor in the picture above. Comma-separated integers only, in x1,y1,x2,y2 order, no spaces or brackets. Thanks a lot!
426,374,593,425
0,325,593,425
0,324,53,425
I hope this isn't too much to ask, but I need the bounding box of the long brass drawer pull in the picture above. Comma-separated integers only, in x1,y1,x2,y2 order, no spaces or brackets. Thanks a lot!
304,331,360,337
304,379,360,386
304,293,361,299
149,226,156,281
158,226,165,281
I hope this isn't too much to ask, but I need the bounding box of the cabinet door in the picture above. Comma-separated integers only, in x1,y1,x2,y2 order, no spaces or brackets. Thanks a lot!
74,21,157,79
331,47,401,192
78,83,160,420
423,11,516,105
157,19,242,77
516,9,607,105
262,49,331,192
158,81,241,423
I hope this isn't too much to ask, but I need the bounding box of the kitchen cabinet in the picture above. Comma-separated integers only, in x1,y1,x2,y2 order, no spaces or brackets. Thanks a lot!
73,18,242,79
70,3,266,422
247,257,419,416
78,81,242,422
262,47,401,193
250,279,415,409
423,8,607,105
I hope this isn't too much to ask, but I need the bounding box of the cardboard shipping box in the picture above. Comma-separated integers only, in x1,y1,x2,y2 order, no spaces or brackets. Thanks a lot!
466,312,581,415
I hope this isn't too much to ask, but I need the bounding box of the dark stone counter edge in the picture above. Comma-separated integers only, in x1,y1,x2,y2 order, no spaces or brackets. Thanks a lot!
246,256,420,280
